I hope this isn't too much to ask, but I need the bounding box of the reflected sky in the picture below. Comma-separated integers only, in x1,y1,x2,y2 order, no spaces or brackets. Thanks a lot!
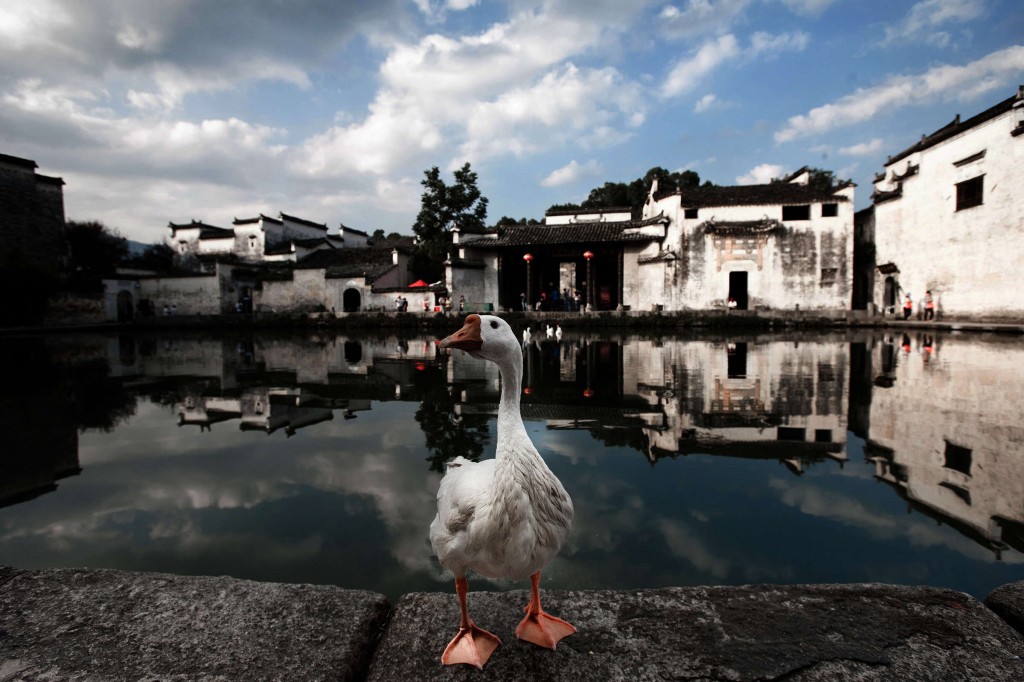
1,329,1022,601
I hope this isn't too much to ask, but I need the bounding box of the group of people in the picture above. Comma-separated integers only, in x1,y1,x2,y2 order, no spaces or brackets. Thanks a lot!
521,287,583,312
902,290,936,320
394,294,466,315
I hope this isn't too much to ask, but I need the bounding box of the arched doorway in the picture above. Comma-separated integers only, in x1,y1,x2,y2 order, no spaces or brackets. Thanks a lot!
728,272,749,310
342,288,361,313
883,276,897,315
116,290,134,322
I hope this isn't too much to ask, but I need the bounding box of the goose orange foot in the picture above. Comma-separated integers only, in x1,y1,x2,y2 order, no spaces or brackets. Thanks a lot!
515,571,576,650
442,623,502,670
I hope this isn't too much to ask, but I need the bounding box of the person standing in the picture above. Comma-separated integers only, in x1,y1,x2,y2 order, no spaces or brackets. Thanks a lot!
923,291,935,320
903,294,913,320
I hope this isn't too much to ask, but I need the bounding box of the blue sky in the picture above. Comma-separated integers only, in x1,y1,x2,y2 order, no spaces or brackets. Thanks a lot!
1,0,1022,242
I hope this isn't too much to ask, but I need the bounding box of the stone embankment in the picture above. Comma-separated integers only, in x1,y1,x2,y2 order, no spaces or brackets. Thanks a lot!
2,565,1023,681
9,308,1024,336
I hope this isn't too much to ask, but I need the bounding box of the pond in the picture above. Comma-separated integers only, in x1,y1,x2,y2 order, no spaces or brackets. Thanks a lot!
2,326,1022,602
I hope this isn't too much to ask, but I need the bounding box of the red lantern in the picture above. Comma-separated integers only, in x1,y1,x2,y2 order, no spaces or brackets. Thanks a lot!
583,250,594,261
523,253,534,262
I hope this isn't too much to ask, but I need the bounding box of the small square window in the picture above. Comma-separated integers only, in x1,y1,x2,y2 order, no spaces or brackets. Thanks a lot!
943,441,972,476
684,208,699,219
778,427,806,441
821,203,838,217
782,205,811,221
955,176,983,211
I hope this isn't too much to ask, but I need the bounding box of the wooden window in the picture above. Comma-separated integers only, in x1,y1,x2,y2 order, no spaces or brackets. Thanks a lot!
943,441,972,476
782,205,811,220
684,208,699,219
821,203,838,217
955,176,983,211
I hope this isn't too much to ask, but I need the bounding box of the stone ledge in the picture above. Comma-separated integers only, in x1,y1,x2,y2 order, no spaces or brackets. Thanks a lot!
369,585,1024,681
986,580,1024,638
3,567,1024,681
0,566,389,682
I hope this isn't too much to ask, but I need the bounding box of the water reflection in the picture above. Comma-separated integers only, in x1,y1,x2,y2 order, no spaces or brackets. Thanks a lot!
1,328,1022,600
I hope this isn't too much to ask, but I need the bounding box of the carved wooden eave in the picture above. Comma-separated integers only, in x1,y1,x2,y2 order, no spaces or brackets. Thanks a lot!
877,262,899,275
699,217,784,236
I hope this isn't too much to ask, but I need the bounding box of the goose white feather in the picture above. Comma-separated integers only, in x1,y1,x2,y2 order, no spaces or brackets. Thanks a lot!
431,314,575,668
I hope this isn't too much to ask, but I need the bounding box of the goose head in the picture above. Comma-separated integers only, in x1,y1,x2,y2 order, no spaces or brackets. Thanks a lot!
440,314,519,363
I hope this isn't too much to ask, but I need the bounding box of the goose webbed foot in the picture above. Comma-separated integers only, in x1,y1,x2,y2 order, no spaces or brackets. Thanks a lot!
514,571,576,650
442,623,502,670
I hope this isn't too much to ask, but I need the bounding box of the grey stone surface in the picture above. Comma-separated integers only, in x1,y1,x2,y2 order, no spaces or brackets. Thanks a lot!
368,584,1024,681
986,580,1024,637
0,565,389,682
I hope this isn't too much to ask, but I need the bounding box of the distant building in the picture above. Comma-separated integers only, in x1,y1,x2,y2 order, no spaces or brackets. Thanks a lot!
0,152,65,270
451,167,854,313
866,85,1024,321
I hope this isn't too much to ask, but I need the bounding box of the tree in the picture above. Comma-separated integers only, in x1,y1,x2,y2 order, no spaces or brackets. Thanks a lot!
371,228,386,241
412,163,489,281
64,220,129,289
552,167,706,219
125,243,174,272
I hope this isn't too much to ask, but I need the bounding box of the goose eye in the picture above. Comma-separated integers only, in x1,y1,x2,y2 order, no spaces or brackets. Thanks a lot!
490,321,499,329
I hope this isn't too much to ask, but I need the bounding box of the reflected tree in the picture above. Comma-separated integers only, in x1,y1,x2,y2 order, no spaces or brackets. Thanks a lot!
411,364,490,472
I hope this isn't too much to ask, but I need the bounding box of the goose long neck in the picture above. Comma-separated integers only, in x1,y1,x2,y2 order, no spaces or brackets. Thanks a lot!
495,349,528,454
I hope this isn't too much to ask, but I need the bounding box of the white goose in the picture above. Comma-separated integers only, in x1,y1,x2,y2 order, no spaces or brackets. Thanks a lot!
432,314,575,669
554,325,563,342
522,326,532,344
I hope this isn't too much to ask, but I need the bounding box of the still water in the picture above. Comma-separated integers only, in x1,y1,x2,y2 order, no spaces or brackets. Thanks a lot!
2,327,1022,601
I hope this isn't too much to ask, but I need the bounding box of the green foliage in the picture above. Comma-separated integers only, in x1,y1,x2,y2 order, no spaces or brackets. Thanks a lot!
549,166,706,219
371,228,386,240
125,243,175,272
493,216,541,228
412,163,488,281
64,220,129,290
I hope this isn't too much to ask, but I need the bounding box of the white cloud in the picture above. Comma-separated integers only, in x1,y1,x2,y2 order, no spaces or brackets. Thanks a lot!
658,0,753,40
749,30,809,57
694,93,717,113
880,0,987,48
541,159,602,187
661,31,808,99
838,138,883,156
775,45,1024,143
662,34,740,98
736,163,785,184
779,0,838,16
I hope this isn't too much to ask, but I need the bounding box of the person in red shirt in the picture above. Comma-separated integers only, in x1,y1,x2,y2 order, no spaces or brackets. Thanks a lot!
903,294,913,320
923,291,935,320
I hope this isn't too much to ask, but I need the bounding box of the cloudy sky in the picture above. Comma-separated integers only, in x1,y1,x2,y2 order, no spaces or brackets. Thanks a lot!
2,0,1022,243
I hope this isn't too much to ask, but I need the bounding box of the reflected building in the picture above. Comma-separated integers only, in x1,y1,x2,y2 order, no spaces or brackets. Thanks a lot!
864,333,1024,558
453,333,849,472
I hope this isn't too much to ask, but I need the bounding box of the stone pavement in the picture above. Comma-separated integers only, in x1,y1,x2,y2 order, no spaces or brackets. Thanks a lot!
2,565,1024,681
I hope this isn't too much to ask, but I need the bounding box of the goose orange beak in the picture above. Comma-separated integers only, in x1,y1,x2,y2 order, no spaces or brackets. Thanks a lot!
439,314,483,352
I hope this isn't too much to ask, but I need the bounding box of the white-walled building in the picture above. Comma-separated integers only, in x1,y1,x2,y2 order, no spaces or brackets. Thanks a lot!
867,85,1024,320
451,168,854,313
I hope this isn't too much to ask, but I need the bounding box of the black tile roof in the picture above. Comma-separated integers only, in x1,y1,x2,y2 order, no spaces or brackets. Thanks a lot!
544,206,632,217
481,217,665,248
0,153,37,170
233,214,282,226
296,247,396,282
169,220,234,238
672,183,850,208
279,212,327,230
885,90,1019,167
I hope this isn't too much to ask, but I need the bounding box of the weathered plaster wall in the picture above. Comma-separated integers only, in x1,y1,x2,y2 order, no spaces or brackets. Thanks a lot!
872,108,1024,320
649,190,853,311
139,274,223,315
257,269,329,312
0,158,65,269
867,333,1024,549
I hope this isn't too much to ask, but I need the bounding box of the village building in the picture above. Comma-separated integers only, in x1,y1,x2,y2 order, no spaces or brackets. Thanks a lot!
863,85,1024,320
450,168,854,313
105,214,418,320
0,152,65,270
